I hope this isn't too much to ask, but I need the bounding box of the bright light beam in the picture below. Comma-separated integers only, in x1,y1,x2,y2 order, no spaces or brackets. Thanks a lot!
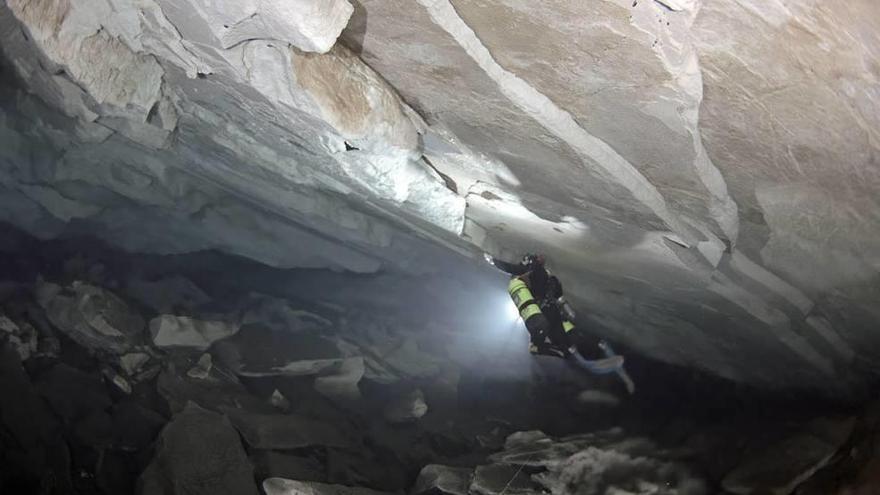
506,299,520,322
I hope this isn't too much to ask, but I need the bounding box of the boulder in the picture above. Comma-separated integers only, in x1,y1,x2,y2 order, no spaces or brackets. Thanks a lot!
157,361,274,414
263,478,392,495
126,276,210,313
314,356,365,402
102,366,133,394
0,313,38,360
383,389,428,423
137,403,258,495
36,363,113,423
269,389,292,411
412,464,473,495
722,418,856,495
250,451,327,483
186,353,214,380
343,324,443,384
213,325,350,376
0,346,72,491
36,280,145,354
119,352,151,376
225,409,355,450
149,315,240,351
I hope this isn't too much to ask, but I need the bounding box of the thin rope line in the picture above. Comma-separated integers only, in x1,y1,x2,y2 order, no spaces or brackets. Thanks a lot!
498,452,536,495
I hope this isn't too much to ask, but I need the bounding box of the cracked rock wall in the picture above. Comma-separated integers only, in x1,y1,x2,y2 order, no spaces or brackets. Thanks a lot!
1,0,878,395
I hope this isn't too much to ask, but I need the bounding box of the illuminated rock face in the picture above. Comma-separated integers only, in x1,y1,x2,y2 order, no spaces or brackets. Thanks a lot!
0,0,878,394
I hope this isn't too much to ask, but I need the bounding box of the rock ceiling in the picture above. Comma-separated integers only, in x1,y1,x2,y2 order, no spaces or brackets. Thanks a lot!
0,0,878,394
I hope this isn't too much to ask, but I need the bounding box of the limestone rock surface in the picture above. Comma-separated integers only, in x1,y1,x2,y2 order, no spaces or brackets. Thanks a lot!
0,0,878,395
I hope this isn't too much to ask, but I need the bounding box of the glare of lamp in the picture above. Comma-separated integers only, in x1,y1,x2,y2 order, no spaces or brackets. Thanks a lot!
506,299,520,321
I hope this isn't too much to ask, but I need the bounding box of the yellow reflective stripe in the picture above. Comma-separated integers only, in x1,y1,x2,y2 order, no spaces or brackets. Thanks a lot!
507,278,528,295
520,303,543,321
562,320,575,333
510,287,531,307
508,278,535,307
509,277,541,321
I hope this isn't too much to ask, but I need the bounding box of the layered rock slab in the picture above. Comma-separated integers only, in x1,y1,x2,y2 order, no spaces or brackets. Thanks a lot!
137,403,259,495
36,281,145,355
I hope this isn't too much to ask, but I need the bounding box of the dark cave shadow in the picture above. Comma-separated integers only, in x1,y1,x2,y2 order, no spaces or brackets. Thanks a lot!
342,0,368,55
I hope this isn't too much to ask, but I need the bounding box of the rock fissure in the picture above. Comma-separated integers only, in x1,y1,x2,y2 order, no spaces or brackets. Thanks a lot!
417,0,693,240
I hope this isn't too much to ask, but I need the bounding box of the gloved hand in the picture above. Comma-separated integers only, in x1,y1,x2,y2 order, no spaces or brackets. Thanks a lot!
483,252,495,266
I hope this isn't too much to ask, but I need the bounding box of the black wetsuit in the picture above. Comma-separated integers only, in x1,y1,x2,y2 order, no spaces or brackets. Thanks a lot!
492,257,571,351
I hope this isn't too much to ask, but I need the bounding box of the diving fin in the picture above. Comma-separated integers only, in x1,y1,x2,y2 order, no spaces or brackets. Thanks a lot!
570,353,624,373
598,340,636,395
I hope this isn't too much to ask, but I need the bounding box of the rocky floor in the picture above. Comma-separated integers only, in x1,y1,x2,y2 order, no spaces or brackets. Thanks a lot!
0,222,877,495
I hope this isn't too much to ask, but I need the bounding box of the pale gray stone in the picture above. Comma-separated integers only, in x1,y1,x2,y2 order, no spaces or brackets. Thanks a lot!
383,389,428,423
149,315,240,351
268,389,291,412
314,356,365,402
186,353,213,380
119,352,151,376
0,314,38,361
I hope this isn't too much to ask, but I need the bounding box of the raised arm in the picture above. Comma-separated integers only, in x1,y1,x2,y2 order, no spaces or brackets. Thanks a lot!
485,254,529,276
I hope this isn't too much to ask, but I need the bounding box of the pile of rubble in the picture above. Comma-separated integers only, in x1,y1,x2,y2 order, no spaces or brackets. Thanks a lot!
0,267,469,494
0,232,875,495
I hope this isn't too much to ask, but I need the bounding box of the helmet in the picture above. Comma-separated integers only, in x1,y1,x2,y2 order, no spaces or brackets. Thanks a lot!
523,253,546,266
